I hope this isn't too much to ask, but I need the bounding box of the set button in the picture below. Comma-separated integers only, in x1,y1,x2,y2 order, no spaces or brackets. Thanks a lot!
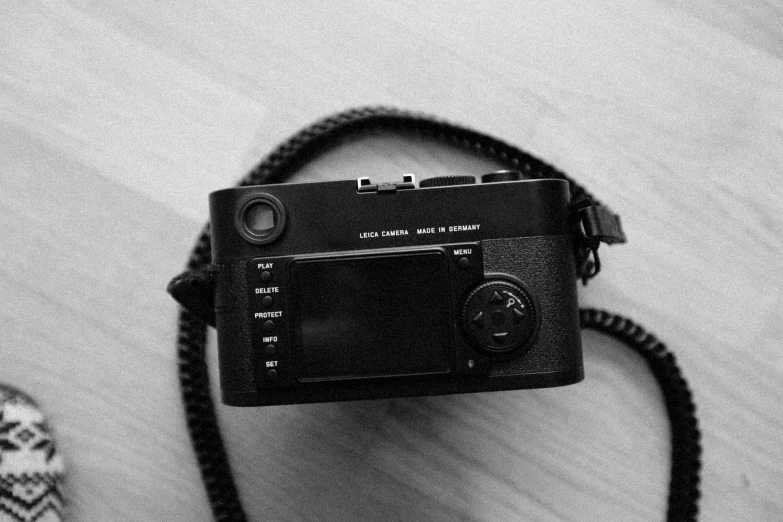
256,343,283,383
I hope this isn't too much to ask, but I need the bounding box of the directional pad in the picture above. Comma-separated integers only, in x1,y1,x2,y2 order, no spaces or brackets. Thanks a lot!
461,279,538,356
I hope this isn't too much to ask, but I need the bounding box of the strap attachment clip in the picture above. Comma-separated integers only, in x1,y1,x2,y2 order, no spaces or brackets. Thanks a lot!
574,203,626,284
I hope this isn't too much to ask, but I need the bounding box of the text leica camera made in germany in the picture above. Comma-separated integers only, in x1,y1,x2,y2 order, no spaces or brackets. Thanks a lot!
209,171,583,406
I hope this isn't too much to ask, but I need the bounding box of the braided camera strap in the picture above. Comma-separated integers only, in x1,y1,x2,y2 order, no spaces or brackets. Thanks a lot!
176,107,701,521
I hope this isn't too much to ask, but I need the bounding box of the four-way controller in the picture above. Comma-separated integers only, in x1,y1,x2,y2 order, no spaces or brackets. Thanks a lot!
461,279,538,356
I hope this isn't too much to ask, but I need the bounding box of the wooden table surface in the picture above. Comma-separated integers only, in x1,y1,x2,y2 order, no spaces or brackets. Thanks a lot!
1,2,781,520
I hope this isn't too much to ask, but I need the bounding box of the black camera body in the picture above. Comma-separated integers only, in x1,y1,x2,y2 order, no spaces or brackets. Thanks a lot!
208,173,583,406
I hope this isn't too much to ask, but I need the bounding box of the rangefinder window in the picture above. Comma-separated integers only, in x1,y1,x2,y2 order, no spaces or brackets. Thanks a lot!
290,250,453,382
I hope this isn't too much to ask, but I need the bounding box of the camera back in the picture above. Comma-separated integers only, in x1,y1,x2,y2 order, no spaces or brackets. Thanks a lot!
209,173,582,406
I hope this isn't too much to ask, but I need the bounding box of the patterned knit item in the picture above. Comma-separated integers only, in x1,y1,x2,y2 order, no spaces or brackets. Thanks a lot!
0,385,65,522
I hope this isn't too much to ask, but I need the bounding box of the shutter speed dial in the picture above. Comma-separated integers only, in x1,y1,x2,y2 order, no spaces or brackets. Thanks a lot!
461,279,539,356
419,176,476,188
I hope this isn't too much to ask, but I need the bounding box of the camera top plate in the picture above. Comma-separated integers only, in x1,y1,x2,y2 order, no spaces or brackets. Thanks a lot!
209,176,571,262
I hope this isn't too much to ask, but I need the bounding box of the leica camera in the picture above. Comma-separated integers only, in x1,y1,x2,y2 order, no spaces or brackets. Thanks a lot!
189,170,585,406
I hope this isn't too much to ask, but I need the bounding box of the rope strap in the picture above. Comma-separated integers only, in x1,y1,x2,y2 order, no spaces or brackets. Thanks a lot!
174,107,700,521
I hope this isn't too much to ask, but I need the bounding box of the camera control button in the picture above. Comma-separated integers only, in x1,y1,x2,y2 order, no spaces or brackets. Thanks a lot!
461,279,539,356
481,170,523,183
260,270,273,283
492,332,509,344
263,320,275,332
491,310,506,326
266,369,278,381
264,344,277,356
419,175,476,188
261,295,274,307
471,311,484,327
458,257,471,269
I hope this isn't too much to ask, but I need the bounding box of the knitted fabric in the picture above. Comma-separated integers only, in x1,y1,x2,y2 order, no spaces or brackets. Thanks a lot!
0,386,65,522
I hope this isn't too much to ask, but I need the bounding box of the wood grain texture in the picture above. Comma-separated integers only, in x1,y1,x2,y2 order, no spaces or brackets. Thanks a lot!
1,1,781,520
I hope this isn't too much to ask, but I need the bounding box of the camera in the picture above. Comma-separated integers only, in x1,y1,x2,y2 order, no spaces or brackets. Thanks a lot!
200,170,584,406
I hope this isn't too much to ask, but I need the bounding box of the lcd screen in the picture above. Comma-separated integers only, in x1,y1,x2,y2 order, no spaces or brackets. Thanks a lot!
290,250,452,381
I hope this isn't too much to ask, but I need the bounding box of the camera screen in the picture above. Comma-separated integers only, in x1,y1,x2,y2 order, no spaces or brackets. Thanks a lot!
290,250,453,382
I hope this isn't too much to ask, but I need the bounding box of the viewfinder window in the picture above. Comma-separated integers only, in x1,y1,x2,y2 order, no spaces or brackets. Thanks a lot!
244,202,275,235
236,194,286,244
